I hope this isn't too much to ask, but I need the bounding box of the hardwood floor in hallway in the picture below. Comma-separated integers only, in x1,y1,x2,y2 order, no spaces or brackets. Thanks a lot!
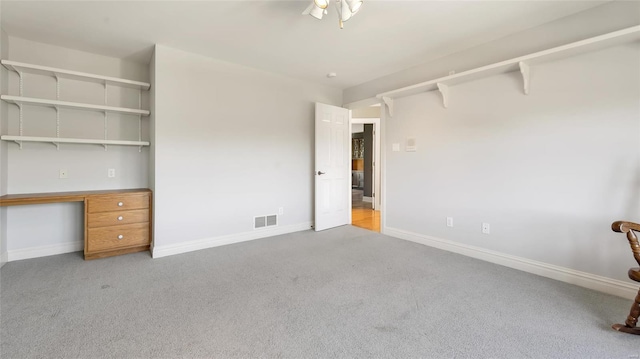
351,189,380,232
352,207,380,232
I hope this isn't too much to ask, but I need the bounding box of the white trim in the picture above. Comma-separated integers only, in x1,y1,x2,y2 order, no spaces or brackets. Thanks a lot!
384,226,638,300
152,222,312,259
7,241,83,262
363,196,373,203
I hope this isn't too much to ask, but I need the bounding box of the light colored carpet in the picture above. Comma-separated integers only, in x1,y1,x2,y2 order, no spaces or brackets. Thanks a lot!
1,226,638,358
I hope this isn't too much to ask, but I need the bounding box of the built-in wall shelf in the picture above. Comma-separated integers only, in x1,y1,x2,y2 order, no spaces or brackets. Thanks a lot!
1,135,150,148
377,25,640,114
1,59,151,150
1,60,150,90
1,95,150,116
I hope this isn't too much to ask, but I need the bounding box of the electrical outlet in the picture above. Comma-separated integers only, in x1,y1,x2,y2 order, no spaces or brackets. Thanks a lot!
278,207,284,215
59,169,68,179
108,168,116,178
446,217,453,227
482,223,490,234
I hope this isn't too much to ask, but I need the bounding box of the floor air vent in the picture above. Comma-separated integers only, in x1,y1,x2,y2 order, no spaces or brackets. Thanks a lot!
254,214,277,229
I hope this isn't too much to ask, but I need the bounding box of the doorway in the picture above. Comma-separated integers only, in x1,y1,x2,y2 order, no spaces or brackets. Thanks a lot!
351,116,380,232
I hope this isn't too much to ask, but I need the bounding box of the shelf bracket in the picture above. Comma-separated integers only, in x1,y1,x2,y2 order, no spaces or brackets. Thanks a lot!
13,140,22,150
18,103,23,137
55,74,61,99
102,144,108,151
382,96,394,117
519,61,530,95
18,71,23,96
103,109,108,151
52,141,59,150
437,83,449,108
138,90,142,153
54,106,60,151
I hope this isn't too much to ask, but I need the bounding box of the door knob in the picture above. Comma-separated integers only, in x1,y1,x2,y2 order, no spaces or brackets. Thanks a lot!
317,171,326,175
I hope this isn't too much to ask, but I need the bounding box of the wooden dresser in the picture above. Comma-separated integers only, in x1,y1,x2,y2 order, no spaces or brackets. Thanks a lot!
0,188,152,260
85,190,152,259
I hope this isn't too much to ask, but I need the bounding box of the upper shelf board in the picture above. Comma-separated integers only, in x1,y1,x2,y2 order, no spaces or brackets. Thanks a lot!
1,60,151,90
377,25,640,100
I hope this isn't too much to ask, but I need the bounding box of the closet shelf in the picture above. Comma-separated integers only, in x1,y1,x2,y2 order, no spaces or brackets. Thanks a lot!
376,25,640,108
1,60,150,90
1,95,150,116
1,135,150,147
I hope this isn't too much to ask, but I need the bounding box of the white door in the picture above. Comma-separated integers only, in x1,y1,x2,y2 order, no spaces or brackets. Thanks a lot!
314,102,350,231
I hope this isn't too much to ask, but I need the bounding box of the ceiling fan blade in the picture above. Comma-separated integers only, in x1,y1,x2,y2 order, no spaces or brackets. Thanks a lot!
302,2,314,15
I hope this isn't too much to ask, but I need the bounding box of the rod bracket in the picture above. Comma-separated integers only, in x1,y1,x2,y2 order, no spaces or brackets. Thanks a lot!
437,83,449,108
382,96,394,117
519,61,530,95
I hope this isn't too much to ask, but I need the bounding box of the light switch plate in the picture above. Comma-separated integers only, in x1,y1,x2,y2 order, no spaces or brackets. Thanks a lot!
392,143,400,152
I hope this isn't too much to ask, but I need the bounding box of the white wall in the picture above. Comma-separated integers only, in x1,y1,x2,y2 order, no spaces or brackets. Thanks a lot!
152,45,342,255
2,37,150,259
344,1,640,104
383,43,640,284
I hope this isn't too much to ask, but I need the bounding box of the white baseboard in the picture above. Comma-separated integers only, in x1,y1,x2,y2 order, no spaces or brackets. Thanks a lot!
384,226,638,300
152,222,313,259
7,241,83,262
363,196,373,203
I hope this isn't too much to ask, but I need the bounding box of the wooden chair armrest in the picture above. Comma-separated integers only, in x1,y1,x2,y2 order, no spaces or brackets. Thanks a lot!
612,221,640,233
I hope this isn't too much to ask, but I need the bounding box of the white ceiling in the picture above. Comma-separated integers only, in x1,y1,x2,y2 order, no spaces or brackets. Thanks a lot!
0,0,608,89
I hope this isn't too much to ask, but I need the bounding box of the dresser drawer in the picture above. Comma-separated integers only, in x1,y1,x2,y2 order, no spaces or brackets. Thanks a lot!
87,209,149,228
87,194,149,213
87,223,150,252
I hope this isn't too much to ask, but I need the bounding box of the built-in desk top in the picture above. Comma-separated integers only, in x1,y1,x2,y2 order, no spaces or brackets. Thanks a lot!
0,188,152,207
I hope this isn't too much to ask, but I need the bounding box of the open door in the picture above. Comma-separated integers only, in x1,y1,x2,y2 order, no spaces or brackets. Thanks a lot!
314,102,350,231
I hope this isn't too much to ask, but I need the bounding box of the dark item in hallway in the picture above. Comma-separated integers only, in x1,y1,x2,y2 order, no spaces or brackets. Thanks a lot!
611,220,640,335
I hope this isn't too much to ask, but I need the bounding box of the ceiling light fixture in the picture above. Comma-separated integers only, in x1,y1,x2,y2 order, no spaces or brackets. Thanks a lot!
302,0,363,29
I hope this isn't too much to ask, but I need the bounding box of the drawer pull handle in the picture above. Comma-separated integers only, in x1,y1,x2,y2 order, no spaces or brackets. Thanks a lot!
117,216,123,221
118,202,124,207
118,235,124,240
